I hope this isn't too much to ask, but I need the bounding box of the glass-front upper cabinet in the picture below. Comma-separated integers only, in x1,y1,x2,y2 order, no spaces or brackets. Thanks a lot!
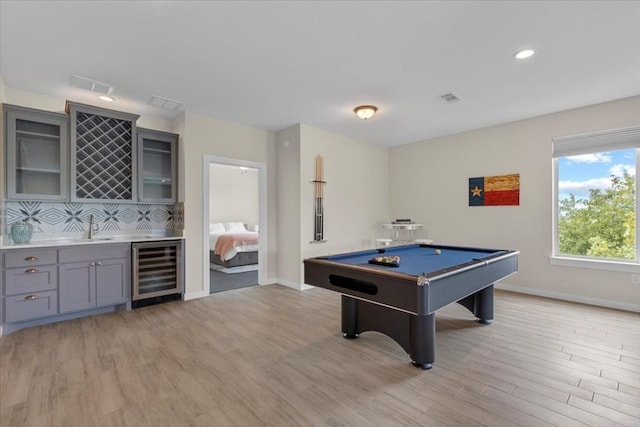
137,128,178,203
4,104,69,200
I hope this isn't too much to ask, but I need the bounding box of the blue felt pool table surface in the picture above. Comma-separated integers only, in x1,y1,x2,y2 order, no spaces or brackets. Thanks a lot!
324,244,508,277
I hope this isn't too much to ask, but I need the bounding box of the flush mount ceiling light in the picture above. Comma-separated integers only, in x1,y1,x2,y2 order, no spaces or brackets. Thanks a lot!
513,48,536,60
354,105,378,120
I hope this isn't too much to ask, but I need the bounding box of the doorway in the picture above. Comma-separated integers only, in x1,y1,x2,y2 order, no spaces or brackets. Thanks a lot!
202,156,267,294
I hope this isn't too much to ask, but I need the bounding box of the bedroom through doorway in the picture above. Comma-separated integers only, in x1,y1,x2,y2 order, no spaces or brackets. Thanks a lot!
203,156,267,294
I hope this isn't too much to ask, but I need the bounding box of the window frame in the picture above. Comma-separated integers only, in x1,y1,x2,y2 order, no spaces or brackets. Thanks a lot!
551,125,640,272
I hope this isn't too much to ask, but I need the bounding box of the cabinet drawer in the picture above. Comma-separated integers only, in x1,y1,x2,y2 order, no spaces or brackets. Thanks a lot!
4,291,58,323
4,249,57,267
59,243,129,263
4,265,58,295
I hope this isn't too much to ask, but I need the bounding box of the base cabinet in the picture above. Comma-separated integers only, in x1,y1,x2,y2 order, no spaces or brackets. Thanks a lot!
97,259,128,306
59,261,96,313
2,248,59,323
5,291,58,323
59,244,129,314
2,243,130,329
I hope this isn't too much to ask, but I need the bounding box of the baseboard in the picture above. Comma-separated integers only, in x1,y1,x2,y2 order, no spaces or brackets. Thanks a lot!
183,290,209,301
274,278,313,291
496,282,640,313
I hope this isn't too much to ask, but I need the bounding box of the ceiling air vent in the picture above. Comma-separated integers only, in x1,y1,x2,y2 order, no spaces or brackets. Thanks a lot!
147,95,184,111
70,75,114,95
439,92,461,103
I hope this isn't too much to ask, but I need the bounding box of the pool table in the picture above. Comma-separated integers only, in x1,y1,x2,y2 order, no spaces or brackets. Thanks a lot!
304,243,518,369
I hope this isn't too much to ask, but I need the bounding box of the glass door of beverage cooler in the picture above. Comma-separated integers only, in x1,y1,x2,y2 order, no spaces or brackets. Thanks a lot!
132,240,184,304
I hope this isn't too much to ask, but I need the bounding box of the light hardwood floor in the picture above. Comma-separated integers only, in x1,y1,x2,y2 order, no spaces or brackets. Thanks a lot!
1,285,639,427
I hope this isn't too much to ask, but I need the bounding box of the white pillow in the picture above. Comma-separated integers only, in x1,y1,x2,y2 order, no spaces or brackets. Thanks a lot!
224,222,246,233
209,223,225,234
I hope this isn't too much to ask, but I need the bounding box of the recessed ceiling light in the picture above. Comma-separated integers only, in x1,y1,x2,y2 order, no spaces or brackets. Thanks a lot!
99,95,115,102
514,48,536,60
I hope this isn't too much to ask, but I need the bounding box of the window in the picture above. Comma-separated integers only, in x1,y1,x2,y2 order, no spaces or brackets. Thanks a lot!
553,125,640,268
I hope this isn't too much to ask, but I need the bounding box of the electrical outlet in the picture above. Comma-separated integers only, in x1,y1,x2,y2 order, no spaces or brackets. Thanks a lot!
632,274,640,284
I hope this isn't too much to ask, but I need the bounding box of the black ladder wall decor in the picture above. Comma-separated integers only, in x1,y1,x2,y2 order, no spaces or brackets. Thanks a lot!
311,154,326,243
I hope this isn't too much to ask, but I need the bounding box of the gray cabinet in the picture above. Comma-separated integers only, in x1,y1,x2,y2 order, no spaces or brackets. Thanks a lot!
58,243,129,314
2,248,59,323
66,101,140,203
4,104,69,201
137,128,178,203
58,261,95,313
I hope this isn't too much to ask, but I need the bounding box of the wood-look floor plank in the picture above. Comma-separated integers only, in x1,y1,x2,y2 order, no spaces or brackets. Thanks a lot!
579,379,640,407
482,386,588,427
1,286,639,427
512,386,627,426
619,383,640,398
568,395,640,426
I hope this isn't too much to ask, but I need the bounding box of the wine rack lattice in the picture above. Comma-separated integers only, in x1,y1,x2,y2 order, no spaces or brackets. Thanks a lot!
75,112,133,200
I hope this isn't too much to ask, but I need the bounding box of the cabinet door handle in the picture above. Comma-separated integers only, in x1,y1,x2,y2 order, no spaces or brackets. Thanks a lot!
89,262,95,266
25,294,39,300
96,262,102,266
25,268,39,274
24,256,39,261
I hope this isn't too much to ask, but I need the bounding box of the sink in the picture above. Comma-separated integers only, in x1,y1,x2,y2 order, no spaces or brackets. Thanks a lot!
34,234,158,245
93,235,153,241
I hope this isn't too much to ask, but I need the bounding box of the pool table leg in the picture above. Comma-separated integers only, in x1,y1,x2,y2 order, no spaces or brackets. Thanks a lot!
475,284,494,324
410,313,435,369
457,284,494,324
341,295,359,339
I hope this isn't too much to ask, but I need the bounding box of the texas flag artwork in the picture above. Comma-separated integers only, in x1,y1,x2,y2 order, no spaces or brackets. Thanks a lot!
469,174,520,206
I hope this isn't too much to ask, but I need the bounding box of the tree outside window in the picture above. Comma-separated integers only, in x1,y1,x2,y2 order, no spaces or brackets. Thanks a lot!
553,126,639,264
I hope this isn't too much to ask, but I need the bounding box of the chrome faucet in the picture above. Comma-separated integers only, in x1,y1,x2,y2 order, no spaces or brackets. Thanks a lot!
87,214,99,240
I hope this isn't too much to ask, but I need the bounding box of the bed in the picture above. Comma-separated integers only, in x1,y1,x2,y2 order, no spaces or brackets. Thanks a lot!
209,222,259,268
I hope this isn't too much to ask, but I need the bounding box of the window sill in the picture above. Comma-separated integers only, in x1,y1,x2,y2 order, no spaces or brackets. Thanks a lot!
550,256,640,273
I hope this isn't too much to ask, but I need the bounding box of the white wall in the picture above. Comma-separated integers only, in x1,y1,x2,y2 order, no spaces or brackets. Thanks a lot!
275,125,302,288
300,124,389,258
246,120,392,291
275,124,389,289
181,111,277,298
209,164,259,227
1,84,174,131
389,96,640,310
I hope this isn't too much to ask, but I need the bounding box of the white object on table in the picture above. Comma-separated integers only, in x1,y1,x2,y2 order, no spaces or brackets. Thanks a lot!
382,223,423,242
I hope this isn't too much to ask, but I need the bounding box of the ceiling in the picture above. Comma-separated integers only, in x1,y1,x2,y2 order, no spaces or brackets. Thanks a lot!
1,1,639,147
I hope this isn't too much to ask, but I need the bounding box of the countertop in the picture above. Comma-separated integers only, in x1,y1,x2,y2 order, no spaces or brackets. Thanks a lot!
1,231,184,250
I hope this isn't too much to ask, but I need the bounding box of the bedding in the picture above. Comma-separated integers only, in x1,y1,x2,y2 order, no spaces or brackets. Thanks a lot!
209,222,259,267
212,232,259,261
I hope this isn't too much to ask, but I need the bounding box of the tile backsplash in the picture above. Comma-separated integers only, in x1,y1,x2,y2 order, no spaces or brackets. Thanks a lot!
3,201,177,236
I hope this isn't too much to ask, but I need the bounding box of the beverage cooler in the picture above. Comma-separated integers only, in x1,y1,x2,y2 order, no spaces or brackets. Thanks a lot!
132,240,184,308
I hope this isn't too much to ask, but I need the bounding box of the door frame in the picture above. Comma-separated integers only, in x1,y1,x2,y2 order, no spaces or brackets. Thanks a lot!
202,155,267,293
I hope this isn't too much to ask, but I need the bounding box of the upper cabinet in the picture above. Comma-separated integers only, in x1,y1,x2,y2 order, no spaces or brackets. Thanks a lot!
3,102,178,204
4,104,69,201
66,101,140,203
137,128,178,203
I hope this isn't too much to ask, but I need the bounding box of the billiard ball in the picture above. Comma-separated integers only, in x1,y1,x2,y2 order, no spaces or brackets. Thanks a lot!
435,249,441,255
